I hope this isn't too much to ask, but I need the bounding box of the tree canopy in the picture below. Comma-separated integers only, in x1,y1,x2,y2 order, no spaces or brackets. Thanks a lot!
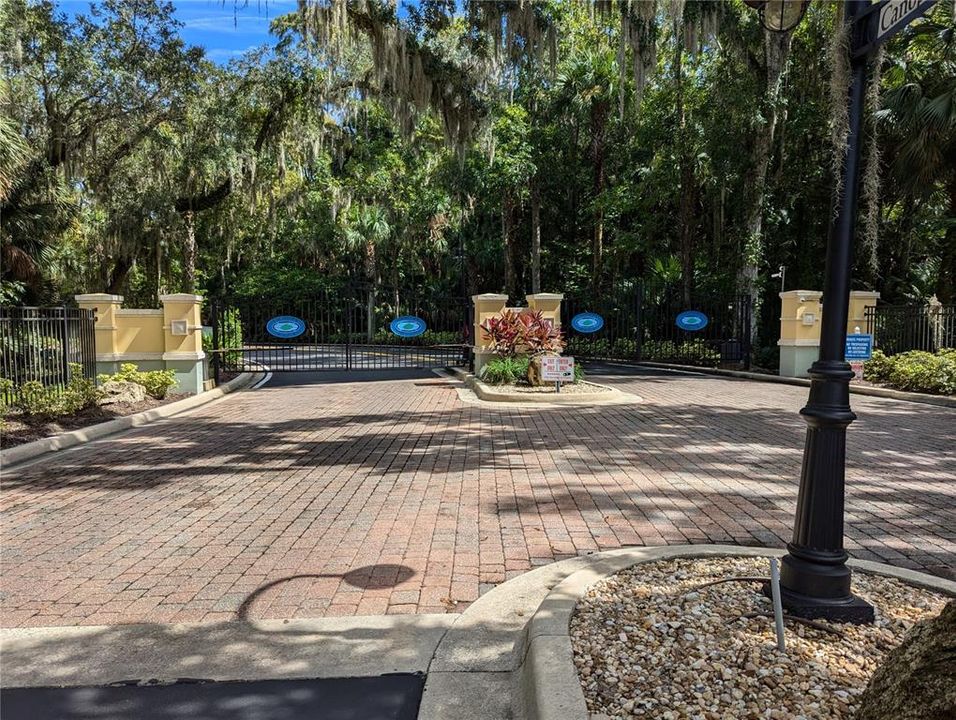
2,0,954,352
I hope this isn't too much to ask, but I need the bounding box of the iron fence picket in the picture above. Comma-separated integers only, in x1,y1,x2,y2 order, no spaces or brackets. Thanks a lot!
562,283,752,369
0,306,96,402
865,304,956,355
206,287,471,373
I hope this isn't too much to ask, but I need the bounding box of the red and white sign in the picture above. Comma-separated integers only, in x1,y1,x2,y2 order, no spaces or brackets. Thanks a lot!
541,356,575,381
850,361,864,382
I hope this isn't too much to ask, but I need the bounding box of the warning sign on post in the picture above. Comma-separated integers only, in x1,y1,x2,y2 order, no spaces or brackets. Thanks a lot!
541,356,575,381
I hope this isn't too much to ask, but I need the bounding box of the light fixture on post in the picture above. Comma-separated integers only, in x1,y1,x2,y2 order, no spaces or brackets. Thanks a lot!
743,0,810,32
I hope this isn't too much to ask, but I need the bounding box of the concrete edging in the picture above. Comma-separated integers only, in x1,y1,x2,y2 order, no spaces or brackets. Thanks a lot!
516,544,956,720
633,361,956,408
448,367,630,405
1,372,261,469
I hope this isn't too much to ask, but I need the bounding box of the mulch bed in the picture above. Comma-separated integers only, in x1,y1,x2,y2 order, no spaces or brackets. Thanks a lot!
1,395,187,449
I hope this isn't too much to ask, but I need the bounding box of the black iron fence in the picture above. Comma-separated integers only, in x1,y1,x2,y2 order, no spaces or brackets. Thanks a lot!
207,286,471,374
0,306,97,401
562,282,752,369
865,303,956,355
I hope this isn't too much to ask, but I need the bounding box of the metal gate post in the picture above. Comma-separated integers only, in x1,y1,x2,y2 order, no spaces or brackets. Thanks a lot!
211,300,221,385
635,281,644,362
346,292,352,371
743,295,753,371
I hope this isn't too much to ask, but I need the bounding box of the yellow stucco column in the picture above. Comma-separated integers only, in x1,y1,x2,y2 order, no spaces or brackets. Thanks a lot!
472,293,509,376
74,294,122,369
525,293,564,331
160,293,206,395
847,291,880,336
778,290,822,378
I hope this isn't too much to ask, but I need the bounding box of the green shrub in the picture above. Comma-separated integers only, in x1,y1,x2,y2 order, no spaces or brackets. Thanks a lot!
103,363,178,399
863,348,956,395
16,364,101,419
480,356,530,385
574,363,586,382
862,350,894,383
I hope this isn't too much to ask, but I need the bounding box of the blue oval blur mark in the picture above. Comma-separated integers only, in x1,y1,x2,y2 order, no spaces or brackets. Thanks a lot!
266,315,306,339
676,310,709,332
571,312,604,334
390,315,427,338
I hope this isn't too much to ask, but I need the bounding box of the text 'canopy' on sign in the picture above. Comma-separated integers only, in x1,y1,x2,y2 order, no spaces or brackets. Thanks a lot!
854,0,936,57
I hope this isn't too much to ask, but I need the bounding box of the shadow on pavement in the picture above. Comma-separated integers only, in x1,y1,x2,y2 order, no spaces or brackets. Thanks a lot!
0,675,424,720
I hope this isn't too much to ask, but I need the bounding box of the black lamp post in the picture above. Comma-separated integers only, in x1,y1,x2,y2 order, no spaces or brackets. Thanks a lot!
747,0,875,623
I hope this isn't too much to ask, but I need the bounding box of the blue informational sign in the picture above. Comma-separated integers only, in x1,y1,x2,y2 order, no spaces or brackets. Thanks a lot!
845,334,873,360
390,315,427,338
266,315,306,339
570,312,604,334
676,310,709,332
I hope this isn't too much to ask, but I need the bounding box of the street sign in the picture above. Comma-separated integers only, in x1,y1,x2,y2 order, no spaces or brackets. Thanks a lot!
845,334,873,361
541,355,575,382
854,0,936,57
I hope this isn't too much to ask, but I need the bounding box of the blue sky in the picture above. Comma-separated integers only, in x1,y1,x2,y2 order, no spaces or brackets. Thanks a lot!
58,1,299,63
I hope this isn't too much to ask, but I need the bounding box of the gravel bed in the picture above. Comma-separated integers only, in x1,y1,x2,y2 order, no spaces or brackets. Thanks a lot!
488,380,612,394
571,556,949,720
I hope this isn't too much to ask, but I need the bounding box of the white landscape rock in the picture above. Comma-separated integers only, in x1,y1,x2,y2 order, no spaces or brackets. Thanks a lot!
97,380,147,405
570,556,949,720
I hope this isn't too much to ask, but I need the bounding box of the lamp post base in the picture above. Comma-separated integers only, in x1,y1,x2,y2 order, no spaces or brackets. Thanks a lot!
773,549,875,624
774,582,875,624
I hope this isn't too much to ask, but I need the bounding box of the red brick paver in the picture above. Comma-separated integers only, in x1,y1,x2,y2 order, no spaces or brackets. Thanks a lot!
2,367,953,628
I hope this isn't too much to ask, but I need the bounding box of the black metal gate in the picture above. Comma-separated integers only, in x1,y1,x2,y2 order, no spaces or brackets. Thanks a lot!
562,281,752,369
207,287,471,376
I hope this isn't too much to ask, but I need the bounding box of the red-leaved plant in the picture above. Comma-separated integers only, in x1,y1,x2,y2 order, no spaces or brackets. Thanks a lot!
480,309,564,358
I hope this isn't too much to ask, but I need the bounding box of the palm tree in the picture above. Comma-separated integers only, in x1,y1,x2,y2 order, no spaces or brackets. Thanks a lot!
344,204,391,340
879,17,956,302
554,47,619,291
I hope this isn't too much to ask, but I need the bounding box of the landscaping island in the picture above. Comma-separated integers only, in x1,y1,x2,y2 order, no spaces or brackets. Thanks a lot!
571,556,951,720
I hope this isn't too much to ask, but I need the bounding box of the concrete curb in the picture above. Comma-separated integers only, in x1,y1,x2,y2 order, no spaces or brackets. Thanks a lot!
448,367,634,405
1,372,261,469
516,544,956,720
632,361,956,408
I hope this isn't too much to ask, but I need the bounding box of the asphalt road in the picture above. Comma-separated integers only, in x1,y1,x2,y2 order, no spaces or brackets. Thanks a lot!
0,675,424,720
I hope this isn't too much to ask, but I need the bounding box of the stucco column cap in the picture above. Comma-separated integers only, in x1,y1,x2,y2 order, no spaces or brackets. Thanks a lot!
471,293,509,302
526,293,564,301
75,294,123,303
159,293,204,303
779,290,823,300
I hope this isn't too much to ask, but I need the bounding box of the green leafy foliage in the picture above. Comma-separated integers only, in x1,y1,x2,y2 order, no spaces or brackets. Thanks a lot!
863,349,956,395
13,364,101,419
101,363,178,399
480,356,530,385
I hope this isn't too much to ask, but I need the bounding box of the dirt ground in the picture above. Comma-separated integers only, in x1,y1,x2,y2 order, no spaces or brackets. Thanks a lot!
1,395,186,449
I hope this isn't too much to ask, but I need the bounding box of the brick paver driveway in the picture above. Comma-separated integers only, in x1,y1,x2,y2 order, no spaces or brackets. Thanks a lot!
2,366,953,628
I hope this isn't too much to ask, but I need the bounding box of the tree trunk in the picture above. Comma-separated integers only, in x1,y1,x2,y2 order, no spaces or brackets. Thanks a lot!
674,23,695,307
590,101,608,292
106,256,132,295
502,197,516,301
740,31,793,339
365,240,376,342
531,178,541,294
182,210,197,293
